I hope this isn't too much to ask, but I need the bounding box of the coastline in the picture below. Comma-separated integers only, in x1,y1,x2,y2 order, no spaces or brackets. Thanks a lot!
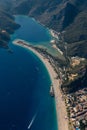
13,39,69,130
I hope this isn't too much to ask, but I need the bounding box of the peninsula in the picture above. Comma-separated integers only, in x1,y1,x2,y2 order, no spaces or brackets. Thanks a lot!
13,39,69,130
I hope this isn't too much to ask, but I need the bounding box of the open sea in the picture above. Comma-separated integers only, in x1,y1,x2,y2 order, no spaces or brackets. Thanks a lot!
0,15,58,130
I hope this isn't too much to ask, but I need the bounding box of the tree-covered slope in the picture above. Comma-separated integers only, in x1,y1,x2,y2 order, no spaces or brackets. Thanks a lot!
0,9,20,49
10,0,87,58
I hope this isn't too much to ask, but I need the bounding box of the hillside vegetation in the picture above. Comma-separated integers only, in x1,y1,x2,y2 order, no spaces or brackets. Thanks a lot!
10,0,87,58
0,7,20,48
0,0,87,93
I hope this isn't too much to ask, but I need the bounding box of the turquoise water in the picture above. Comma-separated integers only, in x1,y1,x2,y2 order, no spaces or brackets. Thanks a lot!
12,15,60,57
13,15,51,44
0,15,58,130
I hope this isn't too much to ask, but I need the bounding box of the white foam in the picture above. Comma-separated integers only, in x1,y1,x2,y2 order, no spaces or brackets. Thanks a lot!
27,114,37,129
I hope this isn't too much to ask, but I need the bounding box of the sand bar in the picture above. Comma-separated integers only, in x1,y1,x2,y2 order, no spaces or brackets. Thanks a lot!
13,39,69,130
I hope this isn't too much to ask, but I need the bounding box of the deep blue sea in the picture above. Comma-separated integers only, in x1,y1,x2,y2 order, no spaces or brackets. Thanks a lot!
0,15,58,130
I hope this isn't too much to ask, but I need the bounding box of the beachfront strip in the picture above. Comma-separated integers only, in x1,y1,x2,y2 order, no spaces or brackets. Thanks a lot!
13,39,69,130
13,39,87,130
50,30,87,130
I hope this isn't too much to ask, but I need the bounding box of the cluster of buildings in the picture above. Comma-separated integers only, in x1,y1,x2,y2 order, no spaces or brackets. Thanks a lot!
65,88,87,129
70,56,85,68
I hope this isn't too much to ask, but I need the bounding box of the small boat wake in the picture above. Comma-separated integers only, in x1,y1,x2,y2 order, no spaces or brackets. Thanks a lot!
27,114,37,129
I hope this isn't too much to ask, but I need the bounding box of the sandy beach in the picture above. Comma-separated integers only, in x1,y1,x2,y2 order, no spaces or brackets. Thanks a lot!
13,40,69,130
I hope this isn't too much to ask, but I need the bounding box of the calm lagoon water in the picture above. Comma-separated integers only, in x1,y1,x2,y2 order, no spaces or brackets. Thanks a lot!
0,15,58,130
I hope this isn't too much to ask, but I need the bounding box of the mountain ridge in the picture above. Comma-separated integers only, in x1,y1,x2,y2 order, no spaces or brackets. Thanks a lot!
0,9,20,49
9,0,87,58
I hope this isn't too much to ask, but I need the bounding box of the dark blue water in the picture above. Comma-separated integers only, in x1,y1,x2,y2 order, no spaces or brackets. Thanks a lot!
0,15,58,130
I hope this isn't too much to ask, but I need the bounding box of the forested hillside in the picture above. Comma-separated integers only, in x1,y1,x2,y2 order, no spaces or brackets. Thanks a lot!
10,0,87,58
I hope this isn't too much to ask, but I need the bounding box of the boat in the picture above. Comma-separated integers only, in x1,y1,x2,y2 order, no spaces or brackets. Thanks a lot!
50,85,55,97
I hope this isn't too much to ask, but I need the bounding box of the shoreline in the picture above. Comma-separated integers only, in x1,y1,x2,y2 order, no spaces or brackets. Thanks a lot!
13,39,69,130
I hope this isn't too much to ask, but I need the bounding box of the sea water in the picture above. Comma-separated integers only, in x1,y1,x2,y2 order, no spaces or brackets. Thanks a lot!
0,15,58,130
